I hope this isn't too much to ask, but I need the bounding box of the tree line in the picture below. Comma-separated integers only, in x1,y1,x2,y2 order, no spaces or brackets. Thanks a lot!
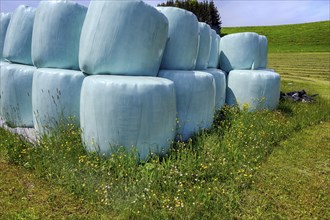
158,0,222,33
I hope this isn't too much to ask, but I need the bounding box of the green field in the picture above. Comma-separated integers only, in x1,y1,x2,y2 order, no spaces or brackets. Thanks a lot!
222,21,330,53
1,21,330,219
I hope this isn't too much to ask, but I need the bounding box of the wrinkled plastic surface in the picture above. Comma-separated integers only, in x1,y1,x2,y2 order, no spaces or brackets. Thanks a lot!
226,70,280,111
32,68,85,134
158,70,215,141
80,75,176,160
258,35,268,68
0,64,35,127
0,62,10,117
195,22,211,70
0,13,11,61
32,1,87,70
3,5,35,65
208,30,220,68
204,68,227,109
219,32,260,73
80,0,168,76
157,7,199,70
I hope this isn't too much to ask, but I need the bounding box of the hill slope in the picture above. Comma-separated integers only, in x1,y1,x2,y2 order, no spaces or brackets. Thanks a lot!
221,21,330,53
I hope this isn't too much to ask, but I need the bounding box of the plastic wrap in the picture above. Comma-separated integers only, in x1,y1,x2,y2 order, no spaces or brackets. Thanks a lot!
79,0,168,76
204,68,227,109
32,1,87,70
208,30,220,68
0,64,35,127
32,68,85,134
258,35,268,68
158,70,215,141
219,32,260,73
195,22,212,70
0,13,11,61
80,75,176,160
157,7,199,70
3,5,35,65
226,70,281,111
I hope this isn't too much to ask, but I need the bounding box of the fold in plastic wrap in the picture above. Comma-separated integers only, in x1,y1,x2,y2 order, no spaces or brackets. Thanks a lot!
79,0,168,76
32,68,85,134
219,32,260,72
204,68,227,109
258,35,268,68
32,1,87,70
226,70,280,111
208,30,220,68
195,22,211,70
157,7,199,70
0,13,11,60
158,70,215,141
80,75,177,160
0,64,35,127
3,5,35,65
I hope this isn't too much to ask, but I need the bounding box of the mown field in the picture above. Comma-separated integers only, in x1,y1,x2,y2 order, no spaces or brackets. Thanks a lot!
1,22,329,219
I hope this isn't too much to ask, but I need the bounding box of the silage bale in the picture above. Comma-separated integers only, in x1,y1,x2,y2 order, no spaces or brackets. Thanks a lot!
157,7,199,70
32,0,87,70
0,64,35,127
158,70,215,141
79,0,168,76
32,68,85,135
0,61,10,117
80,75,177,160
219,32,260,73
195,22,212,70
3,5,35,65
0,13,11,61
226,70,281,111
208,30,220,68
258,35,268,68
203,68,227,109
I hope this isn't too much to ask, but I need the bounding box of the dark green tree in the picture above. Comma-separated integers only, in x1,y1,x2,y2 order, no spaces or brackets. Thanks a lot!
158,0,222,33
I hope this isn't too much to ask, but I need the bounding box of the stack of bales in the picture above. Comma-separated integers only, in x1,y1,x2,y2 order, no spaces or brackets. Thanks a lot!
219,32,280,111
79,1,176,160
157,7,217,142
31,0,87,134
0,5,36,127
0,0,281,159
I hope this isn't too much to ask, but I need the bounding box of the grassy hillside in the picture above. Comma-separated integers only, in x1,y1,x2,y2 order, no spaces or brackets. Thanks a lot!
222,21,330,53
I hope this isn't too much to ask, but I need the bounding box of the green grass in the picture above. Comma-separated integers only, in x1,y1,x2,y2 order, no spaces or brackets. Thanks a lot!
222,21,330,53
238,121,330,219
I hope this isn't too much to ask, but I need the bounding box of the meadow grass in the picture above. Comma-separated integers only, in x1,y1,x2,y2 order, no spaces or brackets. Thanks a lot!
1,51,329,218
222,21,330,53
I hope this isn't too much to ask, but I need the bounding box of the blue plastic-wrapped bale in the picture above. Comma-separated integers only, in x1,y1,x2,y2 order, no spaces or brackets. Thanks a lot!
226,70,281,111
0,61,10,117
219,32,260,73
79,0,168,76
3,5,35,65
258,35,268,68
0,13,11,61
32,68,85,134
158,70,215,141
204,68,227,109
32,1,87,69
195,22,212,70
0,64,35,127
80,75,177,160
208,30,220,68
157,7,199,70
